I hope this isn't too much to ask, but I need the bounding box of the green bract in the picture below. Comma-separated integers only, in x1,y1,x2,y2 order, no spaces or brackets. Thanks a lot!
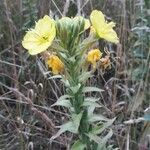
56,17,85,51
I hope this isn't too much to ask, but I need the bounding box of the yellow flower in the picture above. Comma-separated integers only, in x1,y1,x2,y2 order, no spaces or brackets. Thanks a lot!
46,54,64,74
87,49,102,68
22,15,56,55
90,10,119,43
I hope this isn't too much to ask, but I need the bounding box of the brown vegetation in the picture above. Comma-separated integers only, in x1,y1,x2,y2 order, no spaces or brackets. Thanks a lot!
0,0,150,149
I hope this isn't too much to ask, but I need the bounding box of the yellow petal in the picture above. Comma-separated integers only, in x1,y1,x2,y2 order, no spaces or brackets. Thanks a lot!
101,28,119,44
90,10,119,43
22,15,56,55
87,49,102,65
22,30,40,50
90,10,105,31
28,42,52,55
35,15,56,38
47,55,64,74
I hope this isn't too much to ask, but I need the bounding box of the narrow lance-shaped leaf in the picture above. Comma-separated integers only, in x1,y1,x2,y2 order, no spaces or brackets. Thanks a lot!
83,86,104,93
51,95,72,108
51,100,71,108
70,83,82,94
83,97,101,108
87,129,113,147
71,140,86,150
50,112,83,140
79,71,93,83
91,118,116,135
88,114,111,123
50,121,77,140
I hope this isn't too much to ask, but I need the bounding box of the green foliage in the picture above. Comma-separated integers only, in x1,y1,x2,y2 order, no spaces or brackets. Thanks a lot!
71,139,86,150
87,129,113,148
83,86,104,93
129,0,150,82
55,17,85,51
51,112,83,140
0,0,149,149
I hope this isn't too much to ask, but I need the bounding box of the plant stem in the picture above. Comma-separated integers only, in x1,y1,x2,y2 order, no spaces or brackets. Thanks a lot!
68,61,92,150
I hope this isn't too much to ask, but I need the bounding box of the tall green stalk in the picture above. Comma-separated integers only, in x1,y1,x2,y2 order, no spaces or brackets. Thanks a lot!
22,10,119,150
67,61,91,149
49,15,117,150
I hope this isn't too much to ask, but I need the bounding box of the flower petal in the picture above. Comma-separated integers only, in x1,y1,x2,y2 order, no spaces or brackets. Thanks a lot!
90,10,119,44
90,10,105,32
35,15,56,38
22,15,56,55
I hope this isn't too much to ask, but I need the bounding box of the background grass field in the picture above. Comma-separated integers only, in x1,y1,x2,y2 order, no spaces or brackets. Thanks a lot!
0,0,150,149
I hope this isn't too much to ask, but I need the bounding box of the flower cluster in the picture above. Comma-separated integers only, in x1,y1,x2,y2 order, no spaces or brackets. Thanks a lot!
22,10,119,74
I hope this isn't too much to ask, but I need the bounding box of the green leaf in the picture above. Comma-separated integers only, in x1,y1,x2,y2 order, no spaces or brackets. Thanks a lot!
79,71,93,82
85,97,99,102
57,95,72,101
61,78,70,87
51,95,72,108
71,140,86,150
87,129,113,146
88,105,96,117
88,114,110,123
96,144,119,150
50,112,83,140
50,121,77,140
97,130,113,149
70,83,82,94
68,56,76,63
83,87,104,93
78,37,97,56
51,100,71,108
91,118,116,135
82,101,101,108
83,98,101,108
72,112,83,129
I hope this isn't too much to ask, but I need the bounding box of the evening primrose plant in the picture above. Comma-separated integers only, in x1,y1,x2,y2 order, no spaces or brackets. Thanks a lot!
22,10,119,150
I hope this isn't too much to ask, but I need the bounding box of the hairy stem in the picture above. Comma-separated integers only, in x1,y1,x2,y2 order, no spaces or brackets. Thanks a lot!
67,60,92,149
